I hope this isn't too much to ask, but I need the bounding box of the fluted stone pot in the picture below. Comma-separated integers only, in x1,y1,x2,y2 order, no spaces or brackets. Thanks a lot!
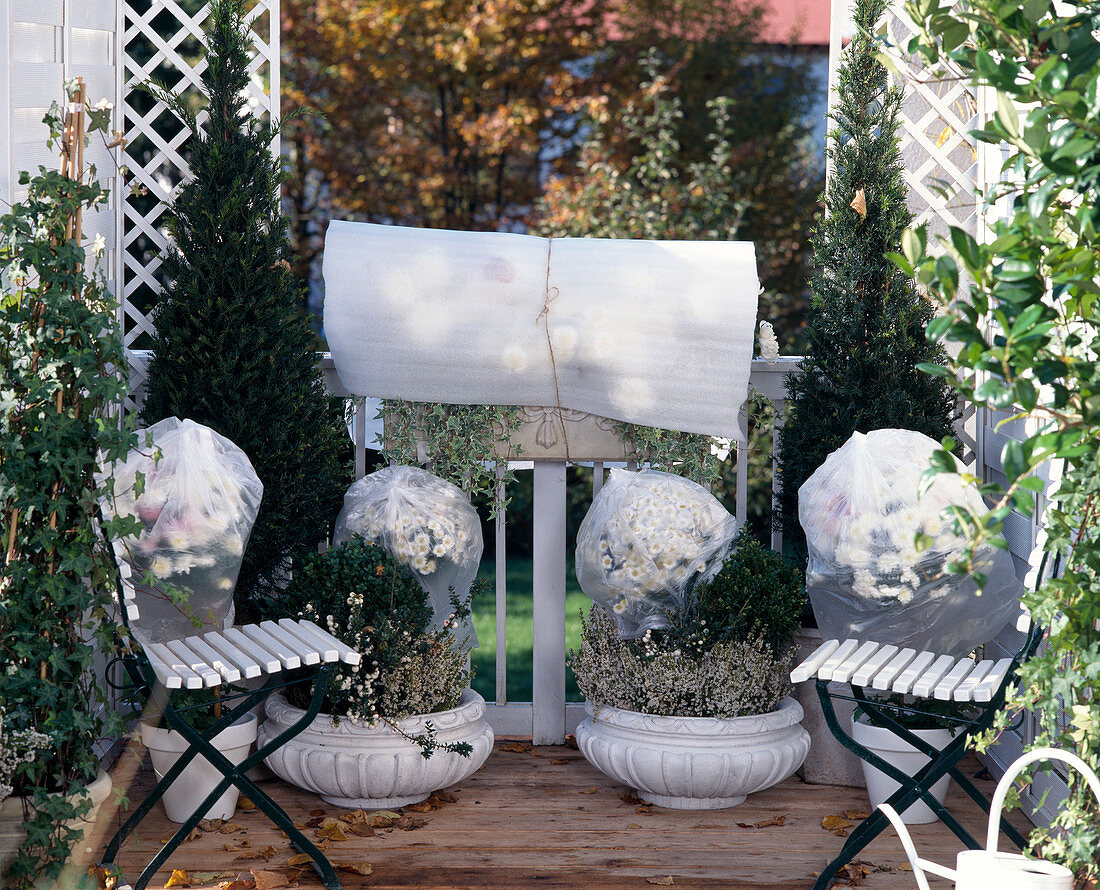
258,689,493,809
576,696,810,809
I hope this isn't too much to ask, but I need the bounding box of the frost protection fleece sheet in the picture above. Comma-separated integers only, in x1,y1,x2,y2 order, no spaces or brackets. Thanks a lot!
323,222,760,440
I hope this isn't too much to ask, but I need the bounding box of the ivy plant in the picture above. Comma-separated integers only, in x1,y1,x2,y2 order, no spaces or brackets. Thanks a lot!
895,0,1100,878
0,83,138,886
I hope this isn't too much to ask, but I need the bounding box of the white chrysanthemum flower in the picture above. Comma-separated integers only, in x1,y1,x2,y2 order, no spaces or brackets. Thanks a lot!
502,344,528,372
150,556,172,578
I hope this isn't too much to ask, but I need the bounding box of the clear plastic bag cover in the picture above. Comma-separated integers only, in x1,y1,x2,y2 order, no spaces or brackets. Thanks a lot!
323,221,760,440
575,468,739,638
100,417,263,643
799,429,1023,656
333,466,483,643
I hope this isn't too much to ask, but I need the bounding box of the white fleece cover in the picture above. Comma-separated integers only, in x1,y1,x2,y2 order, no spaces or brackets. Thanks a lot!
323,221,760,439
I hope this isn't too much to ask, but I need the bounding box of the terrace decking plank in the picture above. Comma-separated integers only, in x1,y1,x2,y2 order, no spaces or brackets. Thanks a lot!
95,738,1032,889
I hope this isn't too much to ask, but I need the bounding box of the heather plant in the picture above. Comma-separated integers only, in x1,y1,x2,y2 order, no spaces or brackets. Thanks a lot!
570,530,800,718
272,540,474,755
570,607,790,718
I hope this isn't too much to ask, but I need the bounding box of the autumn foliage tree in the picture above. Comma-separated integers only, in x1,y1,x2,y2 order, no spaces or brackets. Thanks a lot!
282,0,605,285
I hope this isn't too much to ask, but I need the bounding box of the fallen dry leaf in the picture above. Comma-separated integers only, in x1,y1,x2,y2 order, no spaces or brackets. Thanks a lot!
499,742,531,753
86,866,116,890
224,844,243,853
898,863,913,872
199,819,224,832
550,758,570,765
337,862,374,876
627,823,643,829
564,735,579,750
736,814,788,829
219,822,246,834
398,815,428,830
165,870,191,888
646,877,675,886
215,882,254,890
234,845,277,862
367,810,402,828
316,818,350,841
405,801,434,813
844,809,871,820
286,854,314,867
250,870,289,890
821,814,854,831
237,797,257,811
347,823,376,838
579,786,599,795
620,791,653,812
834,829,849,837
309,808,326,816
161,827,204,845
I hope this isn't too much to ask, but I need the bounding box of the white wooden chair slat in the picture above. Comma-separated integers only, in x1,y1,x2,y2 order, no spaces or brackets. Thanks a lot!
913,654,957,698
299,618,362,666
933,658,976,701
853,644,899,688
145,640,204,689
974,657,1014,703
872,648,919,691
164,639,222,688
260,620,321,665
278,619,339,663
790,639,841,683
831,641,881,684
183,634,242,683
239,624,301,670
818,639,860,682
888,650,934,694
953,659,995,703
204,631,264,679
125,603,141,621
139,640,184,689
223,626,282,674
1016,608,1033,633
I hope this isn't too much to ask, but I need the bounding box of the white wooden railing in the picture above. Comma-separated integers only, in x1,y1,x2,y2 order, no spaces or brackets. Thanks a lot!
321,355,803,743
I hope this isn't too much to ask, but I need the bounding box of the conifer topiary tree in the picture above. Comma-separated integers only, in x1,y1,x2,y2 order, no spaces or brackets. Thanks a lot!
776,0,956,553
140,0,347,615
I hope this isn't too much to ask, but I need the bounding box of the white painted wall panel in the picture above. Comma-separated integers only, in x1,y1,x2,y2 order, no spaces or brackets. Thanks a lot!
12,20,58,61
11,0,62,26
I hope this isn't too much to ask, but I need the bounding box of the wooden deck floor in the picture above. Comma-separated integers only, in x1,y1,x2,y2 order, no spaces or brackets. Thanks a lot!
88,738,1032,890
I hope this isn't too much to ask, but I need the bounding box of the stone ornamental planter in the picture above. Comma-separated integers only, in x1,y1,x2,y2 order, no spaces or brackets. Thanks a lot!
576,696,810,809
259,688,494,809
0,769,112,873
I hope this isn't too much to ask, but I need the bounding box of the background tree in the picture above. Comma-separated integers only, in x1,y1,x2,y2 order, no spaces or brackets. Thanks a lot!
140,0,348,617
775,0,956,554
282,0,605,298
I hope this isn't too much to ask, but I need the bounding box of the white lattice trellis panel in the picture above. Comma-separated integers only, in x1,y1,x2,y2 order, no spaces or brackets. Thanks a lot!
119,0,279,375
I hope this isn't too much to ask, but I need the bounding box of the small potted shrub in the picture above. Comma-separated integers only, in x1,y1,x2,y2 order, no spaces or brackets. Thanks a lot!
258,541,493,808
571,530,811,809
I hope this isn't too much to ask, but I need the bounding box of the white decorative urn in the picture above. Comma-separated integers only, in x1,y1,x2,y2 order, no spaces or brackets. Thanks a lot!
259,689,493,809
576,696,810,809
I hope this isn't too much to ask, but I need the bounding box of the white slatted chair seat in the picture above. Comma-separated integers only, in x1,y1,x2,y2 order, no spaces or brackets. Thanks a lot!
790,629,1023,705
134,619,360,691
115,545,360,690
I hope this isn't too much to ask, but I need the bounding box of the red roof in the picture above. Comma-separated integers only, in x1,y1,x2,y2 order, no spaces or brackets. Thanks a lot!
760,0,830,46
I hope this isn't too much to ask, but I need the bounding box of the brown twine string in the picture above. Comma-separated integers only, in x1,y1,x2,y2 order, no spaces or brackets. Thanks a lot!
537,239,571,464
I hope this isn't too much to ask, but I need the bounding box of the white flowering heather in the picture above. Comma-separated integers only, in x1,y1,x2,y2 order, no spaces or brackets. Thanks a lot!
575,469,738,638
334,466,483,636
0,709,50,802
98,418,263,641
569,607,791,719
758,320,780,363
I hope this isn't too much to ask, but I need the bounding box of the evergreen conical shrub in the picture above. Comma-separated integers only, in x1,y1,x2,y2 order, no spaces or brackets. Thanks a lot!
776,0,956,553
140,0,348,616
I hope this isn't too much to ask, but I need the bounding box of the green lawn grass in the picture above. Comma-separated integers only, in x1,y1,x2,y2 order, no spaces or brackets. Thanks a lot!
470,557,589,704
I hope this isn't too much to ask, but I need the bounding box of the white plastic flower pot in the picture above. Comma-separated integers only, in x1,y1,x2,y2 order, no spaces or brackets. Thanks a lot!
0,769,112,873
851,713,953,824
576,696,810,809
258,688,493,809
140,712,257,823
